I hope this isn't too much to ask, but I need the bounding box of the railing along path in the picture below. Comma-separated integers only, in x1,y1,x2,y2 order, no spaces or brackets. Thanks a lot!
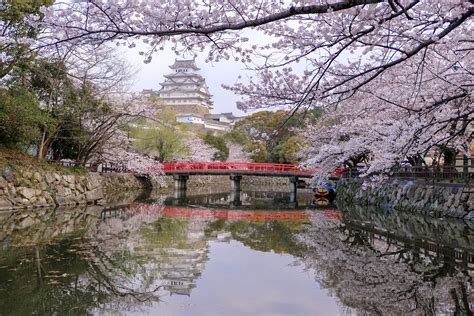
343,157,474,184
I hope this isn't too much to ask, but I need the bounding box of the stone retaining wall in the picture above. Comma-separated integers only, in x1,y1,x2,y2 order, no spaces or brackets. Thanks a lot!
0,168,149,210
336,179,474,221
163,175,290,191
339,202,474,247
0,204,103,243
0,169,293,210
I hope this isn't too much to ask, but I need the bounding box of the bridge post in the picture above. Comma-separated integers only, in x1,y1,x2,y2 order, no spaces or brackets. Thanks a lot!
230,174,242,191
289,176,298,202
172,189,187,205
173,174,189,190
229,189,242,207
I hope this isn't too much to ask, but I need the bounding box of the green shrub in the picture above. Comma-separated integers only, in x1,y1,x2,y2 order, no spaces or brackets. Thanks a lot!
0,87,53,147
204,132,229,161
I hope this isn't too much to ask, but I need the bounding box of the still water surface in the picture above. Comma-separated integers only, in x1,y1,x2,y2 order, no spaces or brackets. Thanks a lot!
0,190,473,315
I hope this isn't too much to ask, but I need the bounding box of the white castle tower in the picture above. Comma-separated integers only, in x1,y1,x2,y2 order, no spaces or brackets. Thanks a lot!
156,59,213,116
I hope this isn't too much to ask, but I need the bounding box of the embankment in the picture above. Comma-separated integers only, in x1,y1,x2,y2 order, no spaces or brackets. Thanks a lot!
0,167,293,210
0,167,156,210
336,179,474,221
162,175,290,191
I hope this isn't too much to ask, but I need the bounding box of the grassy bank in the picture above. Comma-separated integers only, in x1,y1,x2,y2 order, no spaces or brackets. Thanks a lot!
0,147,87,176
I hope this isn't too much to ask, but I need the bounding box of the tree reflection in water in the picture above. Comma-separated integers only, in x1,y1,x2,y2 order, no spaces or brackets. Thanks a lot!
0,201,170,315
0,194,472,315
297,212,473,315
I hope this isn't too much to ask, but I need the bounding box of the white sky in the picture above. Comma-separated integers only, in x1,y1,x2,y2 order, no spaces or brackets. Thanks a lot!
122,27,279,117
125,47,250,116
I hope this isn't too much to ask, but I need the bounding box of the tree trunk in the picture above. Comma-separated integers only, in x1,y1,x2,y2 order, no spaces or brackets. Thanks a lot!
37,132,55,160
443,148,457,172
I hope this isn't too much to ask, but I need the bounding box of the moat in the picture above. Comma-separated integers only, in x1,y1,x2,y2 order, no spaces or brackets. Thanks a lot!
0,189,473,315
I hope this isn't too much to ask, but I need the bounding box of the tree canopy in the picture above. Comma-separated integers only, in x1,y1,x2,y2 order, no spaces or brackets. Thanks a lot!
27,0,472,175
130,109,190,162
1,0,472,175
0,0,53,78
230,110,311,163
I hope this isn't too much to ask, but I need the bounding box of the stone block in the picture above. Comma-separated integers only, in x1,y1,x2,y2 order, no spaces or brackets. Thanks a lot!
55,195,66,206
465,194,474,212
40,182,47,191
19,217,36,229
33,172,42,182
17,187,36,200
54,186,65,197
463,211,474,221
37,196,47,205
63,174,75,184
447,206,466,219
45,173,55,184
86,174,101,190
0,176,8,189
0,197,12,209
86,188,104,202
67,181,76,190
23,171,32,180
2,166,15,183
44,192,55,205
77,183,85,193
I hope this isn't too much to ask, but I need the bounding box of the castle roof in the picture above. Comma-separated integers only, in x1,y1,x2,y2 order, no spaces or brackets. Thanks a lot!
164,72,205,80
169,59,200,70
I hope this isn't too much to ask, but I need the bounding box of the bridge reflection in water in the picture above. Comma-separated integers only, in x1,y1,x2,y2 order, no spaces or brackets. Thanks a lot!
167,189,329,210
0,190,472,315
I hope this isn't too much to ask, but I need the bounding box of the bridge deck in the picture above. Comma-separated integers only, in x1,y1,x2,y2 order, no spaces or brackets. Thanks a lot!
161,162,319,178
163,170,314,178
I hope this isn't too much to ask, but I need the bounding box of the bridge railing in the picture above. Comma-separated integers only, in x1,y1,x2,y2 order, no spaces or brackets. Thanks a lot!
53,159,345,178
161,162,317,174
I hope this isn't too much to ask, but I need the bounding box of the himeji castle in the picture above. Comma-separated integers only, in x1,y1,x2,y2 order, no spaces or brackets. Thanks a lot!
158,59,214,116
143,59,242,132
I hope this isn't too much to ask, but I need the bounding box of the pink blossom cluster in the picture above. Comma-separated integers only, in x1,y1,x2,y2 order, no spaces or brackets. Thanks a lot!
227,142,251,162
178,135,218,162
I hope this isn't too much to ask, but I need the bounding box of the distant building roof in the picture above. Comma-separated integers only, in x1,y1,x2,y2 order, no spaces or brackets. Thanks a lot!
176,113,205,119
142,89,158,95
205,112,243,121
169,59,200,70
204,120,230,127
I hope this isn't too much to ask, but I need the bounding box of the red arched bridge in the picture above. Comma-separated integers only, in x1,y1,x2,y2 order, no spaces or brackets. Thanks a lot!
155,162,343,194
95,161,342,195
161,162,329,177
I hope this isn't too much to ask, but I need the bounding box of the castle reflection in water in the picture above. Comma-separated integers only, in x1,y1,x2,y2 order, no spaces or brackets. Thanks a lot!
0,190,472,315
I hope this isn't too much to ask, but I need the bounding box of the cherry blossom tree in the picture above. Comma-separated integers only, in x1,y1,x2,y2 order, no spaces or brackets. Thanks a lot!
298,42,473,177
0,0,53,79
17,1,474,175
226,142,251,162
179,134,218,162
64,44,137,96
85,95,168,178
90,129,164,174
